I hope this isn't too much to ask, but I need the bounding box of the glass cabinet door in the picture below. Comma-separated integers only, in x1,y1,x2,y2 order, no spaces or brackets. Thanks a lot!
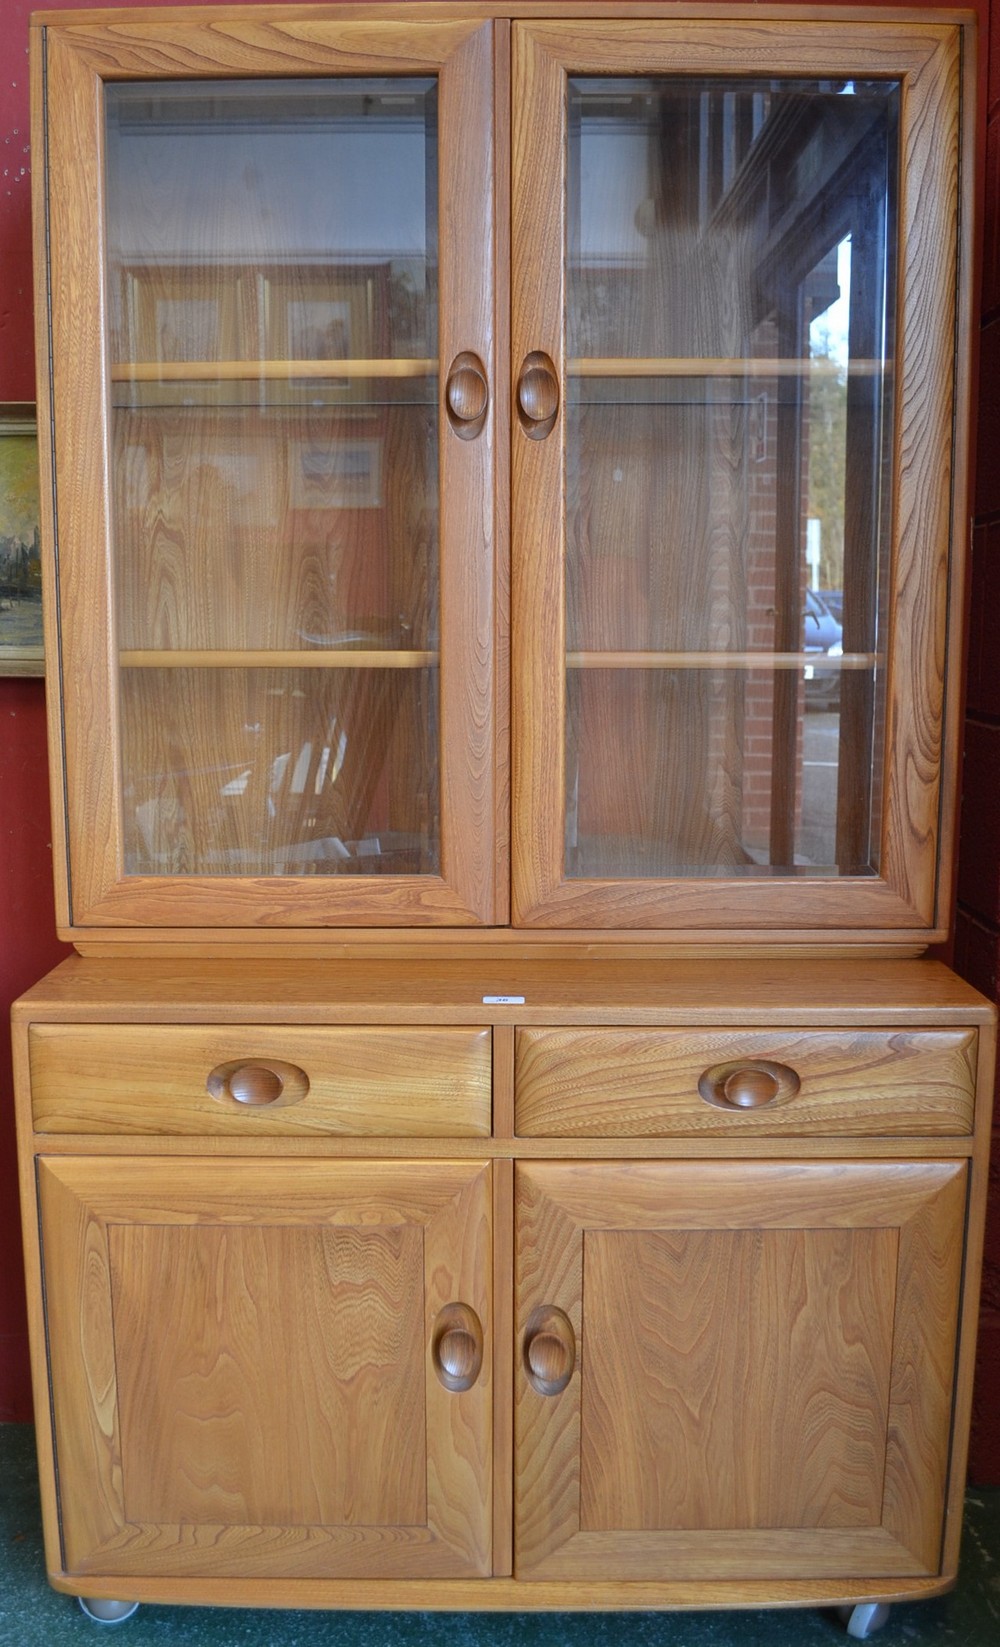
511,19,968,936
42,16,497,928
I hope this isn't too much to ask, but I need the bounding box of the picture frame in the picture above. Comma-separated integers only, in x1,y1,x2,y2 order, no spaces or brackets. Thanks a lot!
0,403,44,677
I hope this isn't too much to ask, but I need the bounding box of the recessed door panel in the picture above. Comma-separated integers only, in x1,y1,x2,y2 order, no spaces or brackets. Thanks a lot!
515,1159,965,1580
39,1157,492,1579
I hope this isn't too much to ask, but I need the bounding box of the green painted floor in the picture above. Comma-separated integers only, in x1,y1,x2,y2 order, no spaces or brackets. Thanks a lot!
2,1425,998,1645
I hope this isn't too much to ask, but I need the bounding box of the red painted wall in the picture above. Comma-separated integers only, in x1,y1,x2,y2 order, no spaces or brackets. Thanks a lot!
0,1,67,1420
956,0,1000,1485
1,0,999,1484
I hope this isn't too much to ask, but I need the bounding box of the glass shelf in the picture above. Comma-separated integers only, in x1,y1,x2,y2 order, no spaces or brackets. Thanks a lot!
566,651,880,670
567,357,886,378
110,358,438,383
120,649,439,669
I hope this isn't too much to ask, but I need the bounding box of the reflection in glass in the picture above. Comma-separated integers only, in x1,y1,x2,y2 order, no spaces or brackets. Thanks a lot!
565,77,897,879
103,79,440,877
120,667,440,878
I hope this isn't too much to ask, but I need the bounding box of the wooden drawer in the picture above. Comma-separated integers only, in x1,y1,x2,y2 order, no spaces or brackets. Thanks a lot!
29,1025,492,1136
515,1027,977,1137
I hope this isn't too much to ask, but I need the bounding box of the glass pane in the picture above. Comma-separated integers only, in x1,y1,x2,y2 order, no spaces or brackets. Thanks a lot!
566,77,897,879
120,667,438,878
104,79,440,877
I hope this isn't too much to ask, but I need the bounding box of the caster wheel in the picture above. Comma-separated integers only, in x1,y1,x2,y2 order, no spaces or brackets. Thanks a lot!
76,1597,140,1624
836,1602,891,1638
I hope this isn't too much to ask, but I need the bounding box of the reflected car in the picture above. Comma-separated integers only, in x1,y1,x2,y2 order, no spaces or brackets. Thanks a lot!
804,588,843,710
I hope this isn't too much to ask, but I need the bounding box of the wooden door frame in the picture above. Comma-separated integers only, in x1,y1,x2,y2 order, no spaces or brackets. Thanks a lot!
510,18,972,938
35,13,501,931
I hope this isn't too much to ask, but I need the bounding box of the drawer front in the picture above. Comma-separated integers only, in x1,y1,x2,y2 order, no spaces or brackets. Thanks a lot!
30,1025,491,1136
515,1028,977,1137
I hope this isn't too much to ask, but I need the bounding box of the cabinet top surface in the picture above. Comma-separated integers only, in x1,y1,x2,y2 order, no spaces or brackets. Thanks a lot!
29,3,979,26
12,955,996,1024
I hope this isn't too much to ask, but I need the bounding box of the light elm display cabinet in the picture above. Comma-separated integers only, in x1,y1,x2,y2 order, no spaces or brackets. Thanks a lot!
12,5,995,1637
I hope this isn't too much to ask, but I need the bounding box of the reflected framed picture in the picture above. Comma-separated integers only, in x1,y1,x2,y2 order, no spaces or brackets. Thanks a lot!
116,265,243,371
0,404,44,677
290,438,382,510
271,271,376,403
286,298,353,362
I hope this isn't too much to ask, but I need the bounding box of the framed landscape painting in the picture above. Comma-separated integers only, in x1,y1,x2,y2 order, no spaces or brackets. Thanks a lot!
0,404,43,677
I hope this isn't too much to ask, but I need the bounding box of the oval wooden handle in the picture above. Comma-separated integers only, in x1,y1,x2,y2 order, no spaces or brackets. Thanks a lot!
517,351,559,438
697,1059,801,1111
432,1303,484,1392
229,1064,284,1105
523,1305,575,1396
446,352,489,434
206,1059,310,1108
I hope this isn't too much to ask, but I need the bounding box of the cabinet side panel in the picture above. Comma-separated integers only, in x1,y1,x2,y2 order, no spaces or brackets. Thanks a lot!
32,27,71,931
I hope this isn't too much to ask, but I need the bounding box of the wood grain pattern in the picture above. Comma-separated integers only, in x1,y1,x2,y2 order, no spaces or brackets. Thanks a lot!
940,1015,997,1574
46,13,489,76
112,1221,426,1526
31,1570,965,1612
931,15,977,952
43,28,127,927
39,1156,493,1579
879,25,961,932
29,1024,492,1136
24,3,990,23
14,953,996,1026
492,1154,514,1576
30,31,72,934
515,1158,966,1580
490,14,513,921
515,1026,977,1136
509,19,566,929
492,1021,516,1138
580,1226,895,1529
436,19,500,925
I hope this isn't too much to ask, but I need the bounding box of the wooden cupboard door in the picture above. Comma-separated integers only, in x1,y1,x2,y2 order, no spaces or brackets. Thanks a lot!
515,1160,966,1581
511,19,968,937
37,14,500,930
38,1158,492,1579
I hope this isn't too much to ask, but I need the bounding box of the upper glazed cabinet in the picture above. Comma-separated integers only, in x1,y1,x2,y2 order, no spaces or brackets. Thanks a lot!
33,7,973,943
